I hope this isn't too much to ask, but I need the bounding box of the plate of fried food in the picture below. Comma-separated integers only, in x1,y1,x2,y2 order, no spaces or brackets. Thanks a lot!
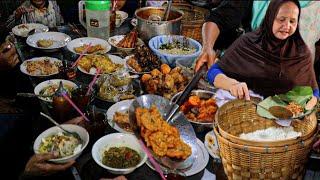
108,29,144,54
125,45,162,74
106,99,134,134
26,32,71,51
96,72,141,102
20,57,62,77
67,37,111,55
257,86,315,120
12,23,49,37
140,64,189,99
77,54,126,75
171,90,218,129
129,94,197,170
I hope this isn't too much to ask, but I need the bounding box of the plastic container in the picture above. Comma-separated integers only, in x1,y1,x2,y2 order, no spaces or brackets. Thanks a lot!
79,0,111,40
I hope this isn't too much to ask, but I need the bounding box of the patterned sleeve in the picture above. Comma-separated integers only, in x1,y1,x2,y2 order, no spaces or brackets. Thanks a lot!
52,0,64,25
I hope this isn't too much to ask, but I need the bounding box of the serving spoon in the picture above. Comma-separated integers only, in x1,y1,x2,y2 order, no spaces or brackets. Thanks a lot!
250,101,293,119
40,112,81,140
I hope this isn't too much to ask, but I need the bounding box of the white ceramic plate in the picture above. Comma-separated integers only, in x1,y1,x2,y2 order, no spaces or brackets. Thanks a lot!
34,79,78,102
124,55,150,74
91,133,147,174
204,130,220,160
12,23,49,37
67,37,111,55
108,35,144,51
106,99,134,134
33,124,89,164
146,138,209,176
20,57,62,77
26,32,71,51
77,54,126,75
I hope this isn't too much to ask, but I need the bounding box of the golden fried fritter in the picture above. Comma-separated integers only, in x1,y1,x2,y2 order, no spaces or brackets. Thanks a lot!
135,105,192,160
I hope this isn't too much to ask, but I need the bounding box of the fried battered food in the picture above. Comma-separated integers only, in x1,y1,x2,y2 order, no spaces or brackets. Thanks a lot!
113,111,132,132
127,45,161,72
117,29,138,48
78,54,123,74
37,39,53,48
141,65,188,99
26,58,61,76
180,96,218,123
135,106,192,160
286,102,304,116
74,44,105,54
160,64,171,75
127,56,142,72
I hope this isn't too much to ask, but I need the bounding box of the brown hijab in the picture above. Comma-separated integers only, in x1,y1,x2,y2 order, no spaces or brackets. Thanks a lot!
217,0,318,97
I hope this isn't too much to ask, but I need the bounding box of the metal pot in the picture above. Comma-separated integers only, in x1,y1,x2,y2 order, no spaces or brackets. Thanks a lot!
135,7,183,42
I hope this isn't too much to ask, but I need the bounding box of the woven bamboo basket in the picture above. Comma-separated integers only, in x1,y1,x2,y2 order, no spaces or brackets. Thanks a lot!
214,99,318,180
170,3,209,43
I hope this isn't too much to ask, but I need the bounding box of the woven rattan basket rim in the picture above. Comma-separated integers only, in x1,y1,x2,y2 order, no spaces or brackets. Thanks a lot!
214,127,316,153
215,99,318,147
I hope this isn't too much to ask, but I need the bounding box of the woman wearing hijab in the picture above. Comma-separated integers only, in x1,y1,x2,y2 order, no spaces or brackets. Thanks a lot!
7,0,64,28
195,0,320,71
207,0,318,109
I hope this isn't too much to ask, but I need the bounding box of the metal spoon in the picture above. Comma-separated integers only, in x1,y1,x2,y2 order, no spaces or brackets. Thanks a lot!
250,101,293,119
40,112,81,139
166,64,207,122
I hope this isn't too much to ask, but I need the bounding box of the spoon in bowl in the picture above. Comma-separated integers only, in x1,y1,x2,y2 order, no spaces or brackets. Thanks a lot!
40,112,81,139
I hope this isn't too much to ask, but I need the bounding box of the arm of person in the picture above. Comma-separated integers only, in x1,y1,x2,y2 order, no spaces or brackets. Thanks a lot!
207,63,250,100
195,0,251,71
0,42,19,71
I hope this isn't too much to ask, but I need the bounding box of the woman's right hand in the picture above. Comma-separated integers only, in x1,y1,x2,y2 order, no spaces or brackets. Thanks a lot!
195,48,216,72
229,82,250,100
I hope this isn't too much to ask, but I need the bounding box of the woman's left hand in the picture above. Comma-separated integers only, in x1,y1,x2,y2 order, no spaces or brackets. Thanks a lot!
305,95,317,110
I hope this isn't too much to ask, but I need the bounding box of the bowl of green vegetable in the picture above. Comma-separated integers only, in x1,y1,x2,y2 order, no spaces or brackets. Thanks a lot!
91,133,147,174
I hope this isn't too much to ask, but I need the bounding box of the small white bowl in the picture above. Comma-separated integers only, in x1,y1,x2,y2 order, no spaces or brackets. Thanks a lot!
116,11,128,27
34,79,78,102
92,133,147,174
33,124,89,164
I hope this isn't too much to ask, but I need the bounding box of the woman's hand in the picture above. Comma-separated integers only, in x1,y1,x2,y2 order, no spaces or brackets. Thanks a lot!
195,48,216,72
0,42,19,71
229,82,250,100
24,153,75,176
305,95,317,110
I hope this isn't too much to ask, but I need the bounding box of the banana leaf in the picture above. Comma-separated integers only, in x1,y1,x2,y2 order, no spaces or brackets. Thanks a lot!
257,86,313,119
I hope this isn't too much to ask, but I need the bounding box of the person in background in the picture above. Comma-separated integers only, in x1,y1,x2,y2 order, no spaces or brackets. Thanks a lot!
0,42,19,71
6,0,64,29
195,0,320,71
207,0,318,109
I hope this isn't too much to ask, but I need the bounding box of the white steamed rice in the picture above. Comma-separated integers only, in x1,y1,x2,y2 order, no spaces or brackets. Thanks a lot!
239,126,301,141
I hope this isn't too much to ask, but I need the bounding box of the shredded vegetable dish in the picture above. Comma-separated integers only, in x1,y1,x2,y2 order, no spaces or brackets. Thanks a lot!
39,132,82,158
102,147,141,168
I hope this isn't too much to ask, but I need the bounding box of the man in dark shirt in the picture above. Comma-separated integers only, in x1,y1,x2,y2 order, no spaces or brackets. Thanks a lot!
195,0,254,70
